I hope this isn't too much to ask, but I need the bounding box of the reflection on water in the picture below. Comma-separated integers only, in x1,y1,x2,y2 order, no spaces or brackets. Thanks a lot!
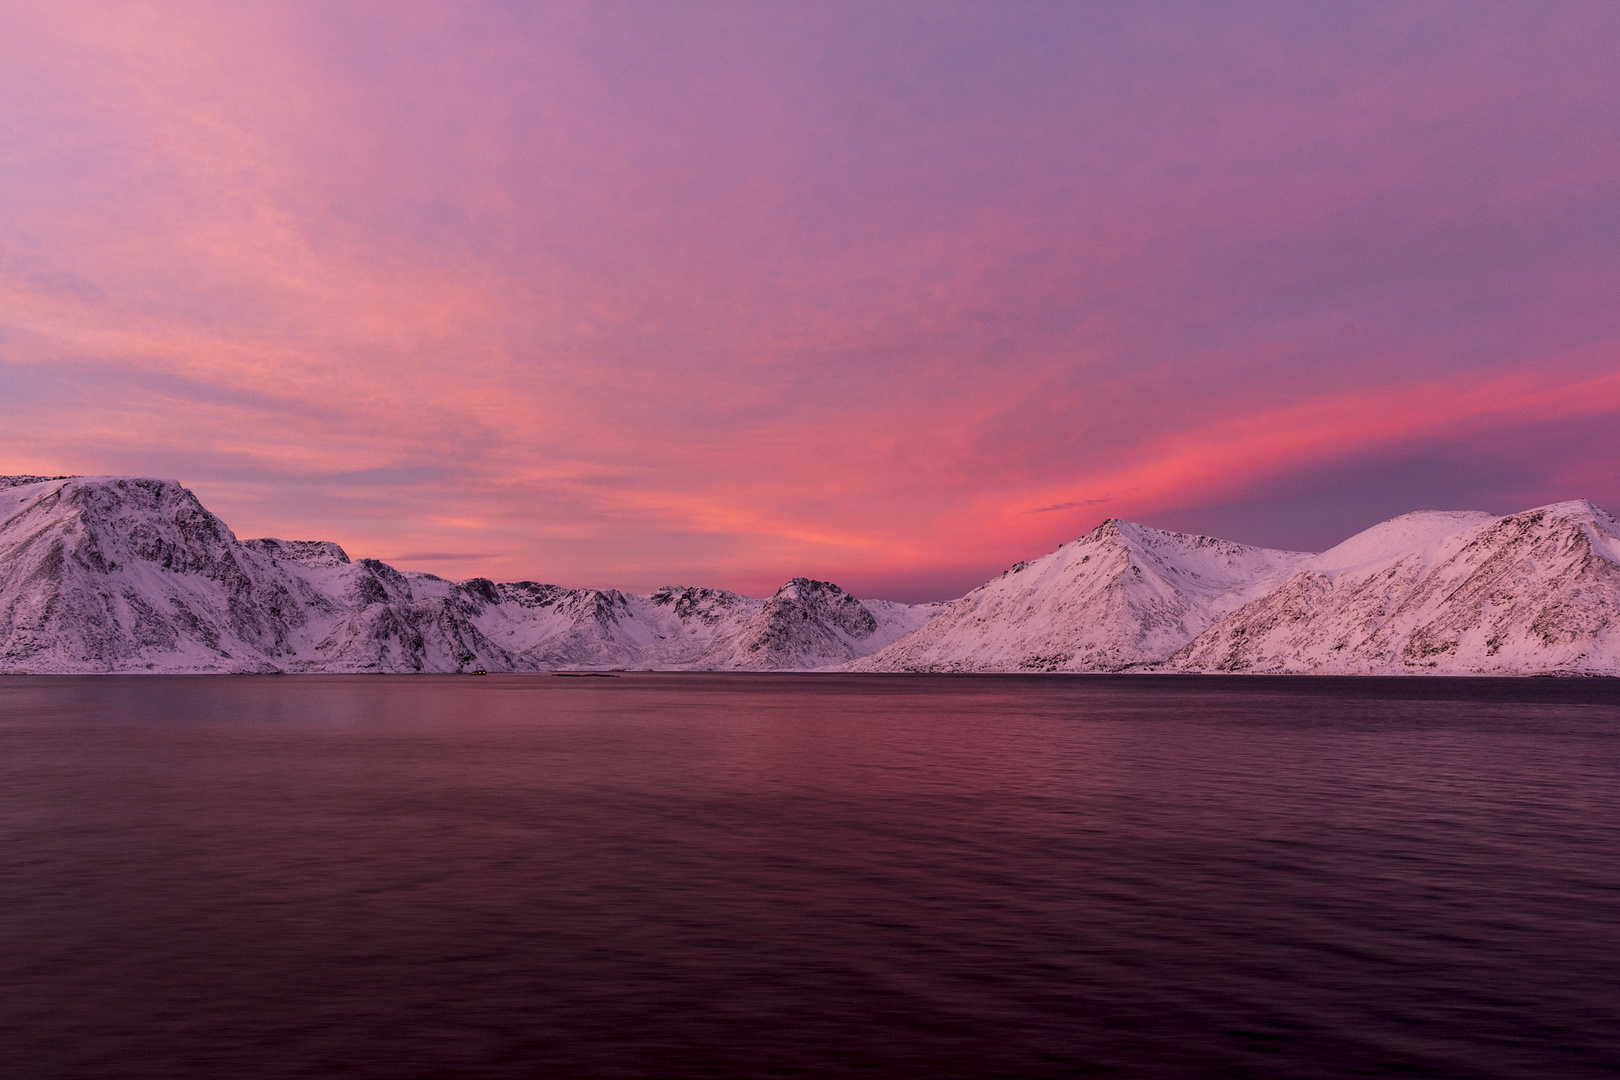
2,673,1617,1078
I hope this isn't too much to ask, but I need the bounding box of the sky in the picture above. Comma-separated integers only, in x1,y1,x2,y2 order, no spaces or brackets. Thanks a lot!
2,2,1618,601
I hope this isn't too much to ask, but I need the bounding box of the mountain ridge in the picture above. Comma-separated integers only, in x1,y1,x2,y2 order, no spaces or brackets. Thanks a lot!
0,476,940,673
2,475,1616,675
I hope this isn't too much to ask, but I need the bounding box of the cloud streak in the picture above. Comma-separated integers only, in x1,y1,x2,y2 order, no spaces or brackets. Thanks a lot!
1027,498,1116,515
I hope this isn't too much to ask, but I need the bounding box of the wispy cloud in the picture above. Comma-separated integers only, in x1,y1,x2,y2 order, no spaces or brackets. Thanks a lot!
1026,497,1114,514
0,4,1617,600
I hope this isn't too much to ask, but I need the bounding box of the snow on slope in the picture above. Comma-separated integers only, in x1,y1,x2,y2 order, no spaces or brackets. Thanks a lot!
0,476,943,673
9,476,1616,676
1168,502,1620,675
398,575,942,671
0,475,313,673
851,519,1311,672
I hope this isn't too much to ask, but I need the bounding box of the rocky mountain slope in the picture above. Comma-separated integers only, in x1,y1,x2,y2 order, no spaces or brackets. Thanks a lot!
0,476,941,673
1165,502,1620,675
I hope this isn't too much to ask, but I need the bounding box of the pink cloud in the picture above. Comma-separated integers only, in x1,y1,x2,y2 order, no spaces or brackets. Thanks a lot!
2,3,1618,599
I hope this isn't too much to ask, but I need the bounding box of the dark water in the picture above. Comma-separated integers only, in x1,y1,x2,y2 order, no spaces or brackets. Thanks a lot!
2,675,1618,1079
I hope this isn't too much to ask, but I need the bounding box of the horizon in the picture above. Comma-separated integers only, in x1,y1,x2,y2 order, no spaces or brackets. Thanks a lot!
4,3,1618,603
6,471,1609,603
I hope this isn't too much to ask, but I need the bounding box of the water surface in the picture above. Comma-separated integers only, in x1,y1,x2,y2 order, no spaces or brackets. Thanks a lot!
3,674,1617,1078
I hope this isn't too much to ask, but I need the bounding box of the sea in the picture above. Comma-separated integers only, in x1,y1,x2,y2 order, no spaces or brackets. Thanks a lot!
2,673,1617,1079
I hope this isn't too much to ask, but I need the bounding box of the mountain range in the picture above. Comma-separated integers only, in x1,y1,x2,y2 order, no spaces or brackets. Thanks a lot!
2,475,1616,675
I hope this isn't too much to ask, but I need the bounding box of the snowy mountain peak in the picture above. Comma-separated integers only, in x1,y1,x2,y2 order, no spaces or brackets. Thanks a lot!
1311,510,1498,576
4,475,247,580
1506,500,1620,555
647,585,749,625
1530,497,1613,520
770,577,879,639
700,577,884,670
853,519,1311,673
1075,516,1306,571
0,476,317,672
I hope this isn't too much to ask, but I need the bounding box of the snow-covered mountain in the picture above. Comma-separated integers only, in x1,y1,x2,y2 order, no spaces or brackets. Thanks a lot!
6,475,1616,676
0,476,941,673
1166,501,1620,675
850,519,1311,672
855,501,1620,677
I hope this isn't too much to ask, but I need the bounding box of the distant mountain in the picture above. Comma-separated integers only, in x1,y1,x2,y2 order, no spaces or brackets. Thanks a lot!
850,519,1311,672
5,475,1616,676
0,476,940,673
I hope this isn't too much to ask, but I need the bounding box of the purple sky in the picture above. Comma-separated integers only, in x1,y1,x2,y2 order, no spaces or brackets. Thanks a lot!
2,2,1618,600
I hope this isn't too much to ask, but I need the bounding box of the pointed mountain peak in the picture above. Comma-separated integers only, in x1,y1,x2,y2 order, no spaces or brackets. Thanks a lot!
1515,499,1618,529
1085,517,1127,541
775,576,849,599
763,577,877,640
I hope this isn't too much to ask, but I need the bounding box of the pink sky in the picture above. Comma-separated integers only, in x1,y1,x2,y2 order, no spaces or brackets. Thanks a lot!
3,2,1618,600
